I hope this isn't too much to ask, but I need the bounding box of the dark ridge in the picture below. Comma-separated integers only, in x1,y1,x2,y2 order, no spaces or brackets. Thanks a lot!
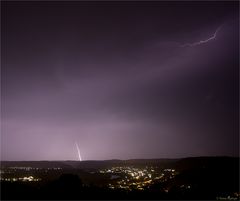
1,156,238,170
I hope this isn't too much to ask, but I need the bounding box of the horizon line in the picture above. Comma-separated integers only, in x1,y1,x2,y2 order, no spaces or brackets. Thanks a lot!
0,155,238,162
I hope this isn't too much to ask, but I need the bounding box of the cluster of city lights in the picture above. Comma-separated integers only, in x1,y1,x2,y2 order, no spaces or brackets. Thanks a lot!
8,167,62,171
1,176,41,182
100,166,176,190
0,166,62,183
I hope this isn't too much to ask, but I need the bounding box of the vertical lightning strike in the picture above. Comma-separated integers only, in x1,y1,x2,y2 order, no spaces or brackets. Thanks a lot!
181,26,221,47
75,142,82,161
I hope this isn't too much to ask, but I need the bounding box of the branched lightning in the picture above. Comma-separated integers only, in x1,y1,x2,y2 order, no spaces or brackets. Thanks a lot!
75,142,82,161
180,26,221,48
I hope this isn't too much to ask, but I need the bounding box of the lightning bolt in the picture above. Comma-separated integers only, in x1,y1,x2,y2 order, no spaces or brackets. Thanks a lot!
75,142,82,161
180,26,221,48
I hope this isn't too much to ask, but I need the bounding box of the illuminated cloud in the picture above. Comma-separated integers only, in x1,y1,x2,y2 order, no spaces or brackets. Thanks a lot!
1,2,238,160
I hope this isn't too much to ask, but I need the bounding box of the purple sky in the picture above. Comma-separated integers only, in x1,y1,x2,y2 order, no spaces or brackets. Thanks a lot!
1,1,239,161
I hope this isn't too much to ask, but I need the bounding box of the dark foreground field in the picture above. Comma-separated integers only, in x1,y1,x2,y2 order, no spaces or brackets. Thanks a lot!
1,157,239,200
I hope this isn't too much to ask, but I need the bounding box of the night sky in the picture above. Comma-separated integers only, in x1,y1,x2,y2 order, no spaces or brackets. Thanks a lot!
1,1,239,161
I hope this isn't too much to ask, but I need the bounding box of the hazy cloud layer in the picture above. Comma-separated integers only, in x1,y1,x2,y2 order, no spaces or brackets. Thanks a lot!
1,1,239,160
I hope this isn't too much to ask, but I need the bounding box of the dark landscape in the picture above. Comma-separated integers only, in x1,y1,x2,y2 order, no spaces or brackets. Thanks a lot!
1,157,239,200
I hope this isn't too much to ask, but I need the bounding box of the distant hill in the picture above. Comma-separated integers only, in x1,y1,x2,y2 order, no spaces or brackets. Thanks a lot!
174,156,239,171
1,157,238,171
0,161,73,169
1,158,178,169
